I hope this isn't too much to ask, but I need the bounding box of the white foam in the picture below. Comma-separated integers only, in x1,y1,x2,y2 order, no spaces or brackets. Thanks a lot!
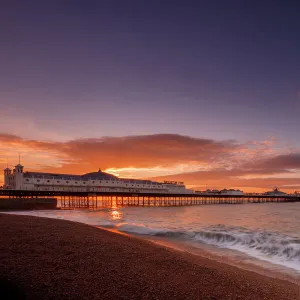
116,223,169,235
192,230,300,272
114,223,300,272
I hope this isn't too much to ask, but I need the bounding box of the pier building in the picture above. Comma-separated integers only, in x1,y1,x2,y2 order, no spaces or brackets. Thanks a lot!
196,189,244,195
3,164,194,194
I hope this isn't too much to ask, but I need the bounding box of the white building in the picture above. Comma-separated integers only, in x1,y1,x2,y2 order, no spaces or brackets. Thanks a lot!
220,189,244,195
196,189,244,195
196,189,220,195
263,188,287,196
3,165,194,194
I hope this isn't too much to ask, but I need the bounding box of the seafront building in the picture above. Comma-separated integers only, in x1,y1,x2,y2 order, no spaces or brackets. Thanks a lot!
263,188,287,196
3,164,194,194
196,188,244,196
220,189,244,195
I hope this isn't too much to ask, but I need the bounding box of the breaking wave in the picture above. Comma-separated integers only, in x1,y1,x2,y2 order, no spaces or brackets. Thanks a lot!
116,223,300,272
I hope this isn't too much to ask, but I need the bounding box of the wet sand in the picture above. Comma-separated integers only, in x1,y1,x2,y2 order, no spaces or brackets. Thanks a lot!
0,214,299,300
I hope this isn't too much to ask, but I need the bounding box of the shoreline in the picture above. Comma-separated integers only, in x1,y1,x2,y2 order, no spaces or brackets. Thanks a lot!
138,233,300,286
1,214,300,299
100,226,300,285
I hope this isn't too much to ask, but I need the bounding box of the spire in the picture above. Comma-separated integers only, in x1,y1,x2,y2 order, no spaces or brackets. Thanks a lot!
15,153,23,171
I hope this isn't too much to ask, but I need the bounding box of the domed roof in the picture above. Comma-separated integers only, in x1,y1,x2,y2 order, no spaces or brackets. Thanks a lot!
81,170,118,180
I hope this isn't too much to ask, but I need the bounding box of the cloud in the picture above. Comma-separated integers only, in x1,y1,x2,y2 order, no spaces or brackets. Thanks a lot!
242,153,300,172
1,132,300,192
0,134,66,173
151,169,300,192
0,133,239,171
64,134,240,169
150,153,300,191
0,133,23,143
0,133,61,152
0,109,70,141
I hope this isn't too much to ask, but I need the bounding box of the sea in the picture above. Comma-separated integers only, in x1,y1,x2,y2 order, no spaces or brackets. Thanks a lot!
5,202,300,282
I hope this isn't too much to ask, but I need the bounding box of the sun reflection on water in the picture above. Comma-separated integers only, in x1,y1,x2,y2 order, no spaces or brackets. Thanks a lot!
110,208,122,220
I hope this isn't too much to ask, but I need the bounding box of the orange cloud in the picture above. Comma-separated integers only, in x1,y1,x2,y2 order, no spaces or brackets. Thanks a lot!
150,154,300,192
0,133,239,171
0,133,299,192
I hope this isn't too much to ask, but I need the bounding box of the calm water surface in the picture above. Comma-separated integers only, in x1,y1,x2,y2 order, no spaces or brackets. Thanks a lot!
6,203,300,278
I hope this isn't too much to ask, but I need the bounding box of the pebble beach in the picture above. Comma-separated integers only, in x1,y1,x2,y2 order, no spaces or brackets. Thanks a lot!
0,213,299,300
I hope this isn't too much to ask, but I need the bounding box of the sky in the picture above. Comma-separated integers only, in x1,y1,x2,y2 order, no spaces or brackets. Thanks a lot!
1,0,300,192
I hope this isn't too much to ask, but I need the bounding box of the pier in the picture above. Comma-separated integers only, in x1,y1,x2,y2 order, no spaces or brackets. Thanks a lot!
59,194,300,209
1,190,299,209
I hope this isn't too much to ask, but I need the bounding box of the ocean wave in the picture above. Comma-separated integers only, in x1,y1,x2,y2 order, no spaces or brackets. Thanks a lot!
115,222,300,271
116,223,170,235
192,230,300,262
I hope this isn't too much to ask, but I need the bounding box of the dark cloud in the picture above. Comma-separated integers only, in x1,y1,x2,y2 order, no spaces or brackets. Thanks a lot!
151,153,300,191
153,170,300,191
0,133,23,143
242,153,300,172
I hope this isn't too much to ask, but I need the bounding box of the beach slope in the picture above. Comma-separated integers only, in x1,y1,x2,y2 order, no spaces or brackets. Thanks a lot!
0,214,299,300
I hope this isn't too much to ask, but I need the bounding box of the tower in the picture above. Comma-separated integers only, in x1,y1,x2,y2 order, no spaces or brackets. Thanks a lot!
14,163,24,190
4,167,11,188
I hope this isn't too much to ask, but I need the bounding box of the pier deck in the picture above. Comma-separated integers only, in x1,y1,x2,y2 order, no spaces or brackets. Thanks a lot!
1,190,299,209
